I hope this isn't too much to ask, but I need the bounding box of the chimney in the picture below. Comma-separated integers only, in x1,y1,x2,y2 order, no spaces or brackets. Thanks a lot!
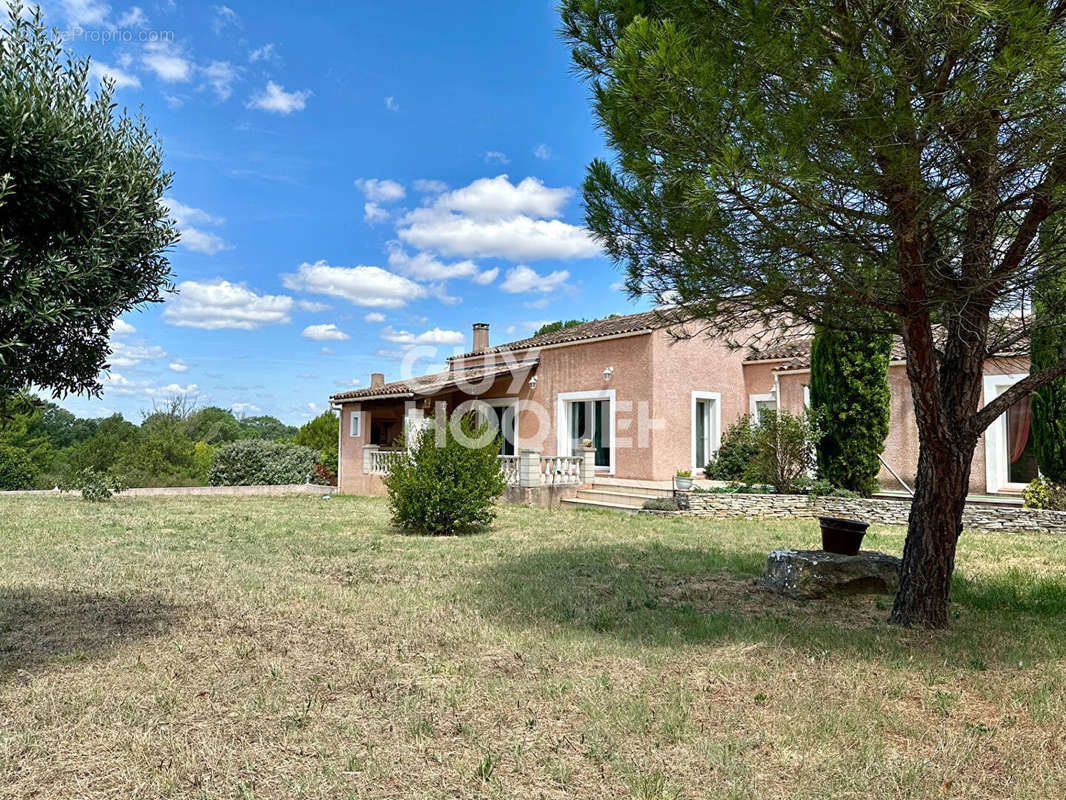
472,322,490,353
370,372,385,388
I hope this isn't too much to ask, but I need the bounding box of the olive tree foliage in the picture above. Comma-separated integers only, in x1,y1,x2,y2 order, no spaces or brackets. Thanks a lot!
561,0,1066,627
0,5,177,403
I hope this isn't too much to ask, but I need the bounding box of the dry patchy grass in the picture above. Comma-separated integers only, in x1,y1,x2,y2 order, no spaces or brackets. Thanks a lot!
0,494,1065,798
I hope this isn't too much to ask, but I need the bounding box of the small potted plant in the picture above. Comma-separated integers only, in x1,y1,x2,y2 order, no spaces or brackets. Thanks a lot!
581,438,593,449
674,469,693,491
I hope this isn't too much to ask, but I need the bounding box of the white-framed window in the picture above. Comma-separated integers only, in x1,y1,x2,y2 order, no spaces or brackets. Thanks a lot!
349,410,362,438
749,393,777,423
984,373,1039,493
691,391,722,472
557,390,616,473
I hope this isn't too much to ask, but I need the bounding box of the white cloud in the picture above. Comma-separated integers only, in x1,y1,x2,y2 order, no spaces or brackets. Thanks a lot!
384,95,399,112
146,382,200,397
472,267,498,285
169,360,189,372
364,312,386,323
414,179,448,194
111,319,137,336
211,4,240,33
142,41,193,82
117,6,147,27
163,279,295,330
385,243,485,283
356,178,405,204
320,347,336,355
400,213,598,262
89,61,140,90
248,81,310,114
432,175,571,220
484,151,510,165
363,202,389,224
231,402,259,413
110,340,166,368
534,143,552,160
201,60,238,100
397,175,600,261
163,198,224,227
249,43,278,63
297,300,331,312
500,265,571,294
163,198,229,255
61,0,111,26
282,261,426,308
180,227,230,255
302,323,350,341
381,326,465,346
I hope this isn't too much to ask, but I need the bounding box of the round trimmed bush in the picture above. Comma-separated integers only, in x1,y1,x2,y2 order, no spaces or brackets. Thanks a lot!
208,439,322,486
384,413,507,535
0,445,36,490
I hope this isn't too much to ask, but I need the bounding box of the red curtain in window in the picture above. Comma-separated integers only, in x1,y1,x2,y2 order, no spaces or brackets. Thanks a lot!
1007,396,1033,464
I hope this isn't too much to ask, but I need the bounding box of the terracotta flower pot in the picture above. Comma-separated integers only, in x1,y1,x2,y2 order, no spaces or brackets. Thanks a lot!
818,517,870,556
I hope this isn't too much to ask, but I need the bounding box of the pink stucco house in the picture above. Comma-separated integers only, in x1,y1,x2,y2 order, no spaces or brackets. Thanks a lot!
331,311,1034,502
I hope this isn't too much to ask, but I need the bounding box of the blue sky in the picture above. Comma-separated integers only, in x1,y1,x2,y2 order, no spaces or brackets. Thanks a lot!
35,0,642,425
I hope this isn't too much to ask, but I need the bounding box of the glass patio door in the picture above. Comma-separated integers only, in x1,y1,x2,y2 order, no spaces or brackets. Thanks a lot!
567,399,611,468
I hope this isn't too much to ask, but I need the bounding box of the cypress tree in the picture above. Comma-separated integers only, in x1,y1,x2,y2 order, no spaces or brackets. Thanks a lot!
809,328,893,496
1032,249,1066,484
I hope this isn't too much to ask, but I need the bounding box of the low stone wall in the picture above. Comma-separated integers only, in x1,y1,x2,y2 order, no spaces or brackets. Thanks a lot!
3,484,328,498
676,493,1066,534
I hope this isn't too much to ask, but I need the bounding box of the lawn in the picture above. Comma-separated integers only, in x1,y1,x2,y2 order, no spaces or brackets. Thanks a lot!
1,496,1065,799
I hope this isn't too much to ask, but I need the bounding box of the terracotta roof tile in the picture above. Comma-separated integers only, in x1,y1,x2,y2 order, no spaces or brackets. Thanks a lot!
330,358,538,403
448,310,665,360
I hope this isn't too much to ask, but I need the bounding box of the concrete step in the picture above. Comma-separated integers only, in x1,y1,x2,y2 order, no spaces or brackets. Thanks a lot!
575,488,653,508
591,479,674,498
560,497,641,514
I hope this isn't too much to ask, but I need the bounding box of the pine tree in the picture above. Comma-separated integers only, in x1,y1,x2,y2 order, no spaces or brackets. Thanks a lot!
810,329,892,496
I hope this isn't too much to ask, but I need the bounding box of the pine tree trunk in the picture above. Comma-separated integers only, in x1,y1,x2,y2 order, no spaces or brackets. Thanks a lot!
890,438,975,627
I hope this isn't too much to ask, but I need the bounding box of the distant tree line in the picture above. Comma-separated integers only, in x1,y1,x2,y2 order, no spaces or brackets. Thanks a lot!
0,394,339,491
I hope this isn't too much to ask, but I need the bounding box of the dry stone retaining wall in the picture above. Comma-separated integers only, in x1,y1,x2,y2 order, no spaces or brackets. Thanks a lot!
678,493,1066,534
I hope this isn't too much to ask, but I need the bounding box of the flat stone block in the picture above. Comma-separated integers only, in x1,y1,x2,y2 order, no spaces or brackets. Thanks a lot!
765,549,901,599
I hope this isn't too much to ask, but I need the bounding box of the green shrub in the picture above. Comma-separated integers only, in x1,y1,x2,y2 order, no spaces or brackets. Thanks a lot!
694,482,775,494
70,468,127,502
746,410,820,494
641,497,680,511
810,327,892,496
209,439,322,486
384,413,507,535
705,415,758,480
293,410,339,473
807,478,860,499
0,444,36,490
1023,477,1066,511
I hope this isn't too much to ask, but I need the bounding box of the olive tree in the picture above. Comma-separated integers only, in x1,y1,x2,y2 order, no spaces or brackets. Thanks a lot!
0,6,177,403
